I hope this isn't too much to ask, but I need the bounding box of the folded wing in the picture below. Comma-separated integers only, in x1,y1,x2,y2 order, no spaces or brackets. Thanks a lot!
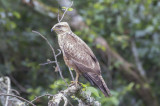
62,32,111,97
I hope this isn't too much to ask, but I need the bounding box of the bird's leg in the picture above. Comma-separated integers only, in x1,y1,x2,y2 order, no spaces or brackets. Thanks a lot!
75,72,79,87
71,72,79,87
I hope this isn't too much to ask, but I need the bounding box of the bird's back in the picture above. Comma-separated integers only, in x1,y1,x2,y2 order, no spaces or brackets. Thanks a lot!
58,31,101,74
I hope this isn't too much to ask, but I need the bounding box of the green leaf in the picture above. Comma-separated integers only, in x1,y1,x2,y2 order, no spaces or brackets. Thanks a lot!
126,82,134,90
62,7,73,11
13,11,21,19
80,83,87,88
68,8,73,11
8,21,17,29
62,7,66,9
86,87,100,97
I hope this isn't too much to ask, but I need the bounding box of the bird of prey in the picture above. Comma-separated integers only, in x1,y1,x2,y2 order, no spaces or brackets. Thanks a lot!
51,22,111,97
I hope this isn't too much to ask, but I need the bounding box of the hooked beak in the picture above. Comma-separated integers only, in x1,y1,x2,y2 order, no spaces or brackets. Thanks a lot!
51,26,60,32
51,28,54,32
51,26,55,32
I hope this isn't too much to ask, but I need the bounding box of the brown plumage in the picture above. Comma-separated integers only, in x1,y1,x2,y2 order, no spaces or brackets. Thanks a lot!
51,22,111,97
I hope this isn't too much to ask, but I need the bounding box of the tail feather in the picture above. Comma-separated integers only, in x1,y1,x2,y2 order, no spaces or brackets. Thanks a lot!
99,75,111,97
83,73,111,97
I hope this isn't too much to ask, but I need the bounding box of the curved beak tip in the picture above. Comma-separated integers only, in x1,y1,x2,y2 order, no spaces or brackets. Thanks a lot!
51,28,53,32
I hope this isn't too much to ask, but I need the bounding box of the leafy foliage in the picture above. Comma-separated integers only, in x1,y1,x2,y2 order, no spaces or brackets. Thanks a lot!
0,0,160,106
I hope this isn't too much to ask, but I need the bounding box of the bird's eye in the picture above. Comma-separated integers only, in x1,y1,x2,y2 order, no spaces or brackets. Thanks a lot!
57,25,62,28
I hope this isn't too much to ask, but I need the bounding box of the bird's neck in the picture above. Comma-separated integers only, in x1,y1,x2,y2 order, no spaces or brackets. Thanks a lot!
58,32,67,35
58,31,72,36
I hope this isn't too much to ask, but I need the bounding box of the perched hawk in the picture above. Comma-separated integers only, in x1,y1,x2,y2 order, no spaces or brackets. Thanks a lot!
51,22,111,97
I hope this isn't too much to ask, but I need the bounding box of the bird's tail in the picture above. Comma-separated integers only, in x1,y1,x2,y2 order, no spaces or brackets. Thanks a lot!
83,73,111,97
99,75,111,97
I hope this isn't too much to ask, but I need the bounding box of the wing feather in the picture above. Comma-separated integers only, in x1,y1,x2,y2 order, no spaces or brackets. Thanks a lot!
62,32,100,74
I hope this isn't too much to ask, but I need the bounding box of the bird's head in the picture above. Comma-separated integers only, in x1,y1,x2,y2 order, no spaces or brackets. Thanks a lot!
51,22,71,34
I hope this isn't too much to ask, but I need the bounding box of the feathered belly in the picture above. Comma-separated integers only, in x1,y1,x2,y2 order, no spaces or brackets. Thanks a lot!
63,55,82,75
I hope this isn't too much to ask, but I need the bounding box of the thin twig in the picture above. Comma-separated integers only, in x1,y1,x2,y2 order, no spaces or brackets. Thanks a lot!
32,30,68,86
59,1,73,22
62,94,68,106
131,39,146,77
9,74,27,93
5,77,10,106
40,49,61,66
31,94,54,103
68,68,74,81
10,89,20,95
55,49,62,57
40,61,56,66
0,93,36,106
62,93,73,106
58,7,60,23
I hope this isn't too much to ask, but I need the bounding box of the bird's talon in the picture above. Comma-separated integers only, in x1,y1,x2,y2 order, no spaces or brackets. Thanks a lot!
70,81,79,87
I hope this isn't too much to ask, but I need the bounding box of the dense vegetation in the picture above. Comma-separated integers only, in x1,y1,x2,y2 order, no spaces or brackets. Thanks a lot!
0,0,160,106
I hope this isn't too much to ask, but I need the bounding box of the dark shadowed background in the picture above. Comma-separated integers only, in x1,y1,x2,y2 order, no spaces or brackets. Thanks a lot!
0,0,160,106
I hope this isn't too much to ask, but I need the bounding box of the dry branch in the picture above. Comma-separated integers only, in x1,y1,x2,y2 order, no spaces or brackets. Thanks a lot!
0,77,30,106
131,39,146,77
31,94,54,103
4,77,10,106
32,30,68,86
0,93,35,106
58,1,73,22
48,84,101,106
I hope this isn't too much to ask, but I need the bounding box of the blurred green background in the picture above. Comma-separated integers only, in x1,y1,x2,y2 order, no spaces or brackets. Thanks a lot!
0,0,160,106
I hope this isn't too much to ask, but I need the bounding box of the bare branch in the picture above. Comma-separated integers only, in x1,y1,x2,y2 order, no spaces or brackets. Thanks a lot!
48,84,101,106
31,93,54,103
0,93,35,106
59,1,73,22
40,49,61,65
49,93,68,106
32,30,68,86
131,39,146,77
68,68,74,81
10,89,20,95
4,77,10,106
58,8,60,23
55,49,62,57
0,77,26,106
40,60,56,66
9,74,27,93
